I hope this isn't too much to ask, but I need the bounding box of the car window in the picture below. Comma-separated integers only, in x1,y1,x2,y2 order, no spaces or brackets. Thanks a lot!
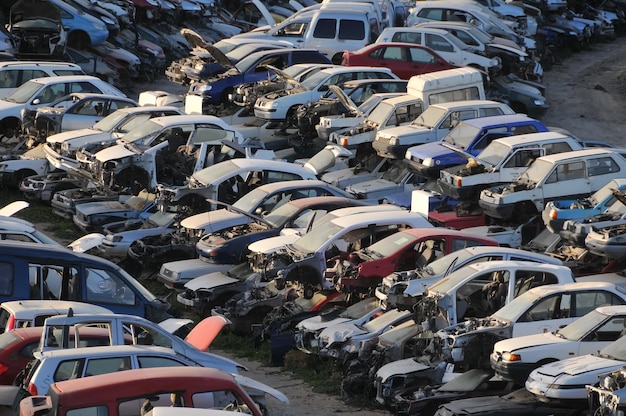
54,359,84,382
584,316,626,342
85,356,132,376
519,294,561,322
137,355,186,368
391,31,421,44
513,271,560,297
480,107,506,117
339,19,365,40
574,291,625,316
37,84,67,104
54,69,84,76
313,18,336,39
503,148,542,168
410,47,437,63
71,82,101,94
124,322,172,348
380,46,403,60
425,33,454,52
587,156,620,177
1,233,36,243
85,267,136,306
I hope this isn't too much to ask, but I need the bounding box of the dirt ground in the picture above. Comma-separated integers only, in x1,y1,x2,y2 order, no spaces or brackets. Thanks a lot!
206,36,626,415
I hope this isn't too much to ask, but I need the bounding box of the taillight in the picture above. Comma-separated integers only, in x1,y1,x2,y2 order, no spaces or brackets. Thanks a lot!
6,315,14,332
340,137,349,147
0,362,9,375
550,209,557,219
28,382,38,396
456,178,462,187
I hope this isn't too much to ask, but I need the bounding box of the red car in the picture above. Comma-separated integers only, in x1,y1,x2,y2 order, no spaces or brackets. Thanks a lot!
337,228,499,300
341,42,456,79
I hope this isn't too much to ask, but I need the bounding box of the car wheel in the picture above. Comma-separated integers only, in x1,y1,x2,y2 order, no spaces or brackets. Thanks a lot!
12,169,36,189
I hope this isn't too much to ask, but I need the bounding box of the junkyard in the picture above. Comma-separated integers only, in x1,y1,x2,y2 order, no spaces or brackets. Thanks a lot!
1,0,626,415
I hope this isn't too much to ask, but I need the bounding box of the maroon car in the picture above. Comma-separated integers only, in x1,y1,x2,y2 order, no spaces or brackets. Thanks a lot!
341,42,456,80
336,228,499,301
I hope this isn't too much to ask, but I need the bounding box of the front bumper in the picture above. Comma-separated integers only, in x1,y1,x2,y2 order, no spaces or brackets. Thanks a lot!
478,199,516,220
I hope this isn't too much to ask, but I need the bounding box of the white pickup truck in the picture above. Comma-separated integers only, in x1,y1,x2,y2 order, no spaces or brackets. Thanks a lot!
438,131,584,200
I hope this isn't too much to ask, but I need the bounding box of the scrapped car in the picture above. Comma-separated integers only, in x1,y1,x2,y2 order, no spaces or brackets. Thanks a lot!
336,228,499,301
0,240,171,321
78,114,247,192
0,75,125,137
44,105,184,173
438,280,626,370
98,210,184,260
341,42,456,80
525,334,626,404
404,114,549,179
479,148,626,221
22,92,137,140
586,366,626,416
20,366,283,416
187,47,332,107
491,305,626,385
0,61,84,99
375,246,564,312
8,0,67,59
584,218,626,259
373,99,515,160
375,27,502,75
543,178,626,234
73,190,156,233
294,297,381,355
155,158,320,214
253,66,398,124
438,132,585,201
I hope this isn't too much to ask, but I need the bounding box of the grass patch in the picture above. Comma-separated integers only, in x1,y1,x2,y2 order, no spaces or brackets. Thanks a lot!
282,350,342,395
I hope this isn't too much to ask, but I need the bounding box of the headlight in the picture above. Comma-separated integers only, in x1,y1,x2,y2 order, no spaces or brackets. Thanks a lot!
94,21,107,31
389,136,398,145
534,99,546,106
198,84,212,92
423,157,434,167
501,352,521,362
61,142,70,152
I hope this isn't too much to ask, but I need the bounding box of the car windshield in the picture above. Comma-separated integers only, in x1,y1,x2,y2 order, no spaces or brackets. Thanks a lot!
362,309,407,332
234,53,266,73
411,106,447,129
227,44,268,61
518,158,553,185
492,289,542,321
147,211,176,227
339,297,378,319
427,264,482,295
421,248,477,276
381,161,410,183
367,101,394,126
292,221,343,254
4,80,44,104
263,202,302,228
600,336,626,361
192,160,240,186
232,187,270,213
119,120,163,145
358,95,384,115
363,231,418,258
32,230,63,246
213,39,239,54
300,70,330,90
590,181,620,207
442,123,481,149
91,110,129,132
475,140,511,167
556,309,611,341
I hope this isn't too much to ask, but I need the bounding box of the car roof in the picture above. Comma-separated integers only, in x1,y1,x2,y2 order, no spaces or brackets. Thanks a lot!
0,241,118,265
377,94,422,106
283,196,363,209
317,66,395,76
0,215,37,232
329,210,429,228
456,246,563,263
381,26,450,36
115,106,183,115
147,114,235,126
595,305,626,315
400,227,499,243
489,132,572,147
427,100,509,110
527,280,626,297
241,179,336,194
1,300,112,315
0,61,82,69
26,75,104,85
535,147,624,163
37,344,178,359
460,259,570,273
461,114,539,127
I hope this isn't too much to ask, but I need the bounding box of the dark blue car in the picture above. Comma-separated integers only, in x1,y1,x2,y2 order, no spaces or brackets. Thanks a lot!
187,47,331,107
405,114,549,178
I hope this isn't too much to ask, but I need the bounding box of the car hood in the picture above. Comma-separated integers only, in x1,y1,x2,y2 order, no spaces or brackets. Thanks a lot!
319,322,367,343
534,355,624,377
486,42,528,59
47,128,105,144
205,44,235,69
248,234,300,255
376,357,431,382
76,200,134,216
496,332,565,353
10,0,61,24
234,374,289,404
266,64,301,88
68,233,105,252
298,317,351,332
182,271,240,291
95,143,135,162
328,85,359,115
345,179,398,197
184,315,231,351
180,209,248,234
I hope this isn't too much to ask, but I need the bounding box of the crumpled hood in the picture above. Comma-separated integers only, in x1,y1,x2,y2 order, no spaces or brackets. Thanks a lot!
534,354,624,377
76,200,132,216
376,357,431,382
182,271,239,291
319,322,366,344
95,143,135,162
345,178,396,196
180,209,248,234
248,234,299,255
297,316,351,332
47,128,104,145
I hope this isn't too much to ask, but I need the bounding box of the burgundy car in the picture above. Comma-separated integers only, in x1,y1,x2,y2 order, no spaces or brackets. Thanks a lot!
336,228,499,300
341,42,456,80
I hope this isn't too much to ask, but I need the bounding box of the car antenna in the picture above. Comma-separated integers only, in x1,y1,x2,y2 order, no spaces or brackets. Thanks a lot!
68,308,74,317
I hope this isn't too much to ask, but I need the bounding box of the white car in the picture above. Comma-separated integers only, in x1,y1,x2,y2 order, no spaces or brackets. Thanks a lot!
44,106,184,172
491,305,626,385
253,66,398,122
525,335,626,403
0,75,125,137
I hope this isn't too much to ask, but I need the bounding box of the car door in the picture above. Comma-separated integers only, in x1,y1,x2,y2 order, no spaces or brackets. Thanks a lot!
586,155,622,191
540,160,591,209
370,45,412,79
423,32,461,65
408,45,450,78
498,147,543,182
578,314,626,356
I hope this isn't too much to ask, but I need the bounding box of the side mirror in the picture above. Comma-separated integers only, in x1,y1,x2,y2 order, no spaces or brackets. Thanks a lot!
32,98,40,105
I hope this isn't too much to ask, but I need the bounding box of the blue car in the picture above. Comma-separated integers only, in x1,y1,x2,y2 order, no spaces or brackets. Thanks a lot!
49,0,109,47
187,47,331,107
543,177,626,235
405,114,549,178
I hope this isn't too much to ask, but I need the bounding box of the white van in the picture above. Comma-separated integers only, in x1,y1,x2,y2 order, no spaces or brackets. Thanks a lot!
0,61,84,99
406,66,486,105
232,4,379,64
